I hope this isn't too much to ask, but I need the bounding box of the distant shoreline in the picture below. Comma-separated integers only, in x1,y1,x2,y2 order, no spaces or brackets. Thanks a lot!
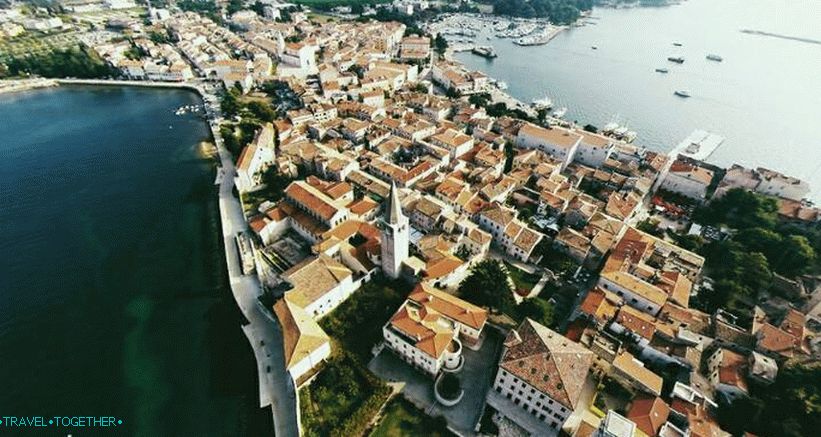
0,78,204,96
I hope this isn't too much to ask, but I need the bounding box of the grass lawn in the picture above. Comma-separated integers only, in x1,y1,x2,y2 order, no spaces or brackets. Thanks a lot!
505,262,541,295
300,352,390,437
369,396,454,437
300,276,410,436
319,276,411,360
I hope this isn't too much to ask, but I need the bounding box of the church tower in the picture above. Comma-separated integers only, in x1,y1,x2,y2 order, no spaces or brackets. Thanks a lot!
381,182,409,279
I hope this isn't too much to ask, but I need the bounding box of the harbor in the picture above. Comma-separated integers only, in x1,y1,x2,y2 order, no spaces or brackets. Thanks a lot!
450,0,821,201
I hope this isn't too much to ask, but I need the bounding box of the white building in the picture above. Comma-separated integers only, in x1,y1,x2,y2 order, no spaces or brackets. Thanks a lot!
284,181,350,229
575,130,616,168
235,123,276,193
281,254,355,319
516,123,582,171
477,203,545,263
273,297,331,383
490,319,593,432
381,182,410,278
660,160,714,199
595,411,636,437
383,283,487,375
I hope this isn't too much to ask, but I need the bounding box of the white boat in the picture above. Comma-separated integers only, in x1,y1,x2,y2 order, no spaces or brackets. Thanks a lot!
496,81,508,90
613,126,629,136
706,54,723,62
602,122,620,133
552,107,567,118
674,90,691,98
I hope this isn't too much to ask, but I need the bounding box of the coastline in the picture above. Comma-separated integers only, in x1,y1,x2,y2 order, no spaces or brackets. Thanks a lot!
0,78,59,95
0,78,298,436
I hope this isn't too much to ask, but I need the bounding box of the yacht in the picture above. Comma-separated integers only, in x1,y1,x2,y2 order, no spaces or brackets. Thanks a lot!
674,90,691,98
655,68,669,73
667,56,685,64
552,107,568,118
496,81,508,90
602,122,620,133
706,54,723,62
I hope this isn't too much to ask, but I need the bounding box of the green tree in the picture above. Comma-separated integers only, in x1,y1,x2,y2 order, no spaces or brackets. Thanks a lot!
735,227,783,260
695,188,778,230
458,260,514,313
776,235,816,277
433,33,448,55
246,100,277,122
518,297,555,328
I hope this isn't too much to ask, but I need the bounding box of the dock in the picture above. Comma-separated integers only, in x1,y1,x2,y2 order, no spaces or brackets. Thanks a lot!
675,129,725,161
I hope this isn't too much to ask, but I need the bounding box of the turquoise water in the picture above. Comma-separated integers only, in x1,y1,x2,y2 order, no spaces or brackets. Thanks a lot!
455,0,821,200
0,86,271,435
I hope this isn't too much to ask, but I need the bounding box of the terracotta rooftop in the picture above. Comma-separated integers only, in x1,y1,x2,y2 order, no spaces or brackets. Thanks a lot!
282,254,353,309
518,123,583,149
273,298,330,370
627,395,670,437
408,283,487,330
500,319,593,409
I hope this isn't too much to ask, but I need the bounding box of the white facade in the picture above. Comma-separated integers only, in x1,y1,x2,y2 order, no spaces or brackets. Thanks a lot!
381,183,410,278
236,144,275,193
598,273,663,317
660,171,710,199
289,338,330,382
382,324,458,375
574,132,615,167
491,368,572,430
303,275,356,319
516,124,582,171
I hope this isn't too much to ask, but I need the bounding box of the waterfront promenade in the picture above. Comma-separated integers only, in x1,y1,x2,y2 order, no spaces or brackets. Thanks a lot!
47,78,300,437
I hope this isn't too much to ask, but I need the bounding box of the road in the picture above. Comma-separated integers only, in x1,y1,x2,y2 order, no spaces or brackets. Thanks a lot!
211,106,300,437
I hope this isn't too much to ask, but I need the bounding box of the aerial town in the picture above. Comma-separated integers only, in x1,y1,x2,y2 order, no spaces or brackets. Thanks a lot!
2,1,820,437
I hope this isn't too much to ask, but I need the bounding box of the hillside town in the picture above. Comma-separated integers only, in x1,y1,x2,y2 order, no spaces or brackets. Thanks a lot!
2,1,820,437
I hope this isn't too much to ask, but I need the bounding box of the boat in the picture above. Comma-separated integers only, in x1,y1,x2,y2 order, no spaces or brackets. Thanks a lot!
706,54,723,62
667,56,685,64
673,42,683,47
674,90,691,98
531,95,553,109
591,45,598,50
552,107,568,118
602,122,620,133
613,126,629,136
655,68,669,73
496,81,508,90
471,46,498,58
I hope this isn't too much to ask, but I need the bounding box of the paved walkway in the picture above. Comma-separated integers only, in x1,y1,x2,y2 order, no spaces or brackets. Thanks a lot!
212,110,300,437
369,330,503,436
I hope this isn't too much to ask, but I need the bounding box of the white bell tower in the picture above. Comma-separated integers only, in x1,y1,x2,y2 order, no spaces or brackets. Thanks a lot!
380,182,409,279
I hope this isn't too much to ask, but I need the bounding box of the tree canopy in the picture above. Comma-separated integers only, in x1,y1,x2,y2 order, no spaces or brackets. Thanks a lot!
717,363,821,437
486,0,593,24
